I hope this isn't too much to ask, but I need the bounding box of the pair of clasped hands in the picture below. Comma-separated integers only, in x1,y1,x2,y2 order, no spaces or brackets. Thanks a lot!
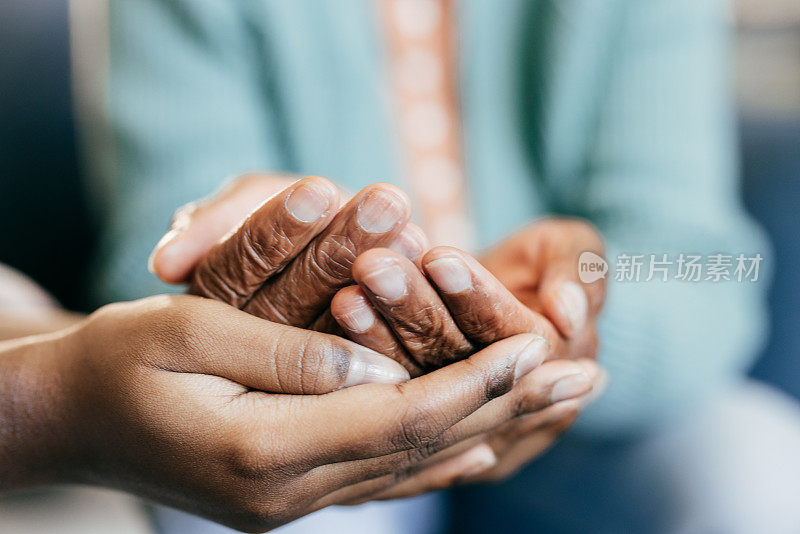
72,176,605,531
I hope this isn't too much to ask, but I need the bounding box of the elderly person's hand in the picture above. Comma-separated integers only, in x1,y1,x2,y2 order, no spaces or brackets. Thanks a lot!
330,219,604,372
479,219,606,345
327,218,606,482
150,175,427,333
1,294,564,532
150,175,607,485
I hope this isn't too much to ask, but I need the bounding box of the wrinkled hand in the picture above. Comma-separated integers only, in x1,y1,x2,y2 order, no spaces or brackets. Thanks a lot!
150,177,607,485
327,218,607,482
12,295,566,531
150,175,427,332
480,218,606,356
329,219,605,372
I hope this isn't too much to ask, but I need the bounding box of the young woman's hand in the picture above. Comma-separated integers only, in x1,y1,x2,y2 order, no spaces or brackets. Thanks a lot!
1,295,561,532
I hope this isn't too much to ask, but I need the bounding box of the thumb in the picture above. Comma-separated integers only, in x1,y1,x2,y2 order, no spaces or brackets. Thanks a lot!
165,299,410,394
539,255,605,339
149,175,297,284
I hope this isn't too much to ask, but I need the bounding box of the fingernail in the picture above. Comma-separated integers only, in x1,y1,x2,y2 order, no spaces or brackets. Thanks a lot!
147,250,158,275
557,282,588,334
357,189,406,233
344,349,410,387
579,366,608,408
361,260,407,301
148,229,181,274
389,228,426,263
513,336,549,382
425,256,472,294
285,181,333,223
337,299,376,333
457,444,497,480
551,373,593,403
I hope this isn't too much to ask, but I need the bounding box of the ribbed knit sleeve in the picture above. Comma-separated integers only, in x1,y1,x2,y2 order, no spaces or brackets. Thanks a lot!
562,0,771,435
87,0,288,304
78,0,770,437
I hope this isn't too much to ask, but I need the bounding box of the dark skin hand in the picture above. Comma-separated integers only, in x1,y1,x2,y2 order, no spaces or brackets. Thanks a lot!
152,175,607,484
329,222,607,481
152,175,428,333
0,177,606,533
0,294,566,531
151,176,600,368
326,219,607,482
333,232,603,374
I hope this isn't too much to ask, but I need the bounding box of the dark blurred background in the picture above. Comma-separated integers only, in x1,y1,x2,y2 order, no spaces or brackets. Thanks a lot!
736,0,800,401
0,0,798,397
0,0,95,312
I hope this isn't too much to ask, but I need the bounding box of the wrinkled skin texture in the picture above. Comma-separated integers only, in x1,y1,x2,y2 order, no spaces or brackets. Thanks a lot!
330,220,607,481
152,175,606,487
333,219,606,374
1,295,594,532
153,176,426,333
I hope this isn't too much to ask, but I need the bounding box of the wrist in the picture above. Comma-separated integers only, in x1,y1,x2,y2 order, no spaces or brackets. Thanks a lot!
0,330,83,490
0,309,85,342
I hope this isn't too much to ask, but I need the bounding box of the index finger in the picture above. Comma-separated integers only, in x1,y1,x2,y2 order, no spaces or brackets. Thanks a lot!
244,183,412,326
277,333,544,466
190,176,340,307
422,247,565,355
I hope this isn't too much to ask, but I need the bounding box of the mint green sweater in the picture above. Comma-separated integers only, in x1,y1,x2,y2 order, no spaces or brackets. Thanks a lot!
81,0,769,435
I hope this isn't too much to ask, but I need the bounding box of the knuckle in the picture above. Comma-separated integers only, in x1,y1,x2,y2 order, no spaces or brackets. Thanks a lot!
284,332,349,393
238,225,274,272
86,300,128,326
270,328,309,392
401,304,445,338
511,387,540,417
397,447,429,469
400,305,473,363
255,499,293,528
478,357,515,400
164,309,212,351
133,298,211,353
247,292,295,325
227,440,275,481
384,457,423,487
192,259,248,306
239,223,295,276
390,399,445,452
349,456,397,482
308,234,358,284
453,305,505,342
90,296,224,368
228,426,308,480
394,433,448,472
